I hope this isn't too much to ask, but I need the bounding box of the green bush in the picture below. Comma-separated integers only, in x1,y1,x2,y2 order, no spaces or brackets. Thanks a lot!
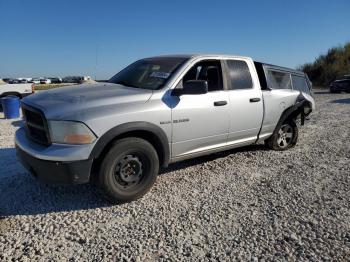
299,42,350,87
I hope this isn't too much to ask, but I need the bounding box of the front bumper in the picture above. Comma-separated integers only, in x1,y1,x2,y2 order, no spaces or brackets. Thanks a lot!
16,145,92,184
15,127,95,185
15,127,95,161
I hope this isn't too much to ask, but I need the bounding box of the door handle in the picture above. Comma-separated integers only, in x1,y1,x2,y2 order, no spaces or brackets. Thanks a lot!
214,101,227,106
249,98,261,103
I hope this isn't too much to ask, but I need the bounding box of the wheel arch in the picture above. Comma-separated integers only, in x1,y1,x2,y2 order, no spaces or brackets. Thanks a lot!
90,121,170,169
0,92,22,98
272,97,312,136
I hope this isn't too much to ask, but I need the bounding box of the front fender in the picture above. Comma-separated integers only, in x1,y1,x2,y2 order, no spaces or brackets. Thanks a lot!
89,121,170,167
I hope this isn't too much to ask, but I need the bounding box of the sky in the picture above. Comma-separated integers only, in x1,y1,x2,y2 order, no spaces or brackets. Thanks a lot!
0,0,349,79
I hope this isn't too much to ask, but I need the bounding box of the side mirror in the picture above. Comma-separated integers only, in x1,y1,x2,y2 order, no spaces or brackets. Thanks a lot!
173,80,208,96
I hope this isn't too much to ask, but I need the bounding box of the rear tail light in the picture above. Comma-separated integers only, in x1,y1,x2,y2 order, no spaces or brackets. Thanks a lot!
31,84,35,93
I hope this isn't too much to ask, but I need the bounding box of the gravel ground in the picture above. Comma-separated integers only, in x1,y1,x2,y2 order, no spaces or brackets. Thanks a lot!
0,91,349,261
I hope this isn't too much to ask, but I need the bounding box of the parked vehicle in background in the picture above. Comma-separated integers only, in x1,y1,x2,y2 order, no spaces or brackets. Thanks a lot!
330,76,350,93
3,78,36,84
7,79,16,84
62,76,91,84
0,83,35,98
2,78,12,83
8,79,27,84
83,76,92,81
40,78,51,84
62,76,83,83
18,78,32,83
15,54,315,203
48,77,62,84
29,78,41,84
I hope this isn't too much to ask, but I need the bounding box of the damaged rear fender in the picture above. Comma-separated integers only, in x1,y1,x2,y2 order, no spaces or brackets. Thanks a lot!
274,92,315,135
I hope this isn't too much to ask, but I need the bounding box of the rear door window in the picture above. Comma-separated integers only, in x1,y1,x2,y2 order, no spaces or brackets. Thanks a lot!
267,70,292,90
291,75,310,94
226,60,253,90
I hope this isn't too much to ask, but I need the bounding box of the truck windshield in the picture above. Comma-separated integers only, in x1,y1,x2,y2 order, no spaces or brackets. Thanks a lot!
108,57,188,90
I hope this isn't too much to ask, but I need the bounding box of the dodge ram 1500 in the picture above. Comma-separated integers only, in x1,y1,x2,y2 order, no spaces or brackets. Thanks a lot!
15,54,315,203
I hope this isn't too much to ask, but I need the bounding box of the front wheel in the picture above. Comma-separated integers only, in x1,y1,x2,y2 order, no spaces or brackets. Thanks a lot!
98,137,159,203
265,120,298,151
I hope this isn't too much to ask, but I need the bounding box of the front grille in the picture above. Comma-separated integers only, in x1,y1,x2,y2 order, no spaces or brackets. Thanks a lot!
22,104,51,145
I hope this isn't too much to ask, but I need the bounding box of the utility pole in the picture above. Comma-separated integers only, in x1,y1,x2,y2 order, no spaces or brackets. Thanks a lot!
94,45,98,80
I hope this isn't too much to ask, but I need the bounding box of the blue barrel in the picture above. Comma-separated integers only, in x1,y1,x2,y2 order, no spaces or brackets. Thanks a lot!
1,96,20,119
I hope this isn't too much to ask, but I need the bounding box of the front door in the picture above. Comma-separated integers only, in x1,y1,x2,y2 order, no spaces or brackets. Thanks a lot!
171,60,230,158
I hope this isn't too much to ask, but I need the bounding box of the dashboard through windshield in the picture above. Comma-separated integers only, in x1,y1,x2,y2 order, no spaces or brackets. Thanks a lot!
108,57,189,90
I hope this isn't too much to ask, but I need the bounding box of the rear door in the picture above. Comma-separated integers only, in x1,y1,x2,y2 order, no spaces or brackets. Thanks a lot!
259,67,298,136
224,59,264,144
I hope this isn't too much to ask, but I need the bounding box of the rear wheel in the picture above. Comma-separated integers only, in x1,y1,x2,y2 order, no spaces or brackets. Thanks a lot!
98,137,159,203
265,120,298,151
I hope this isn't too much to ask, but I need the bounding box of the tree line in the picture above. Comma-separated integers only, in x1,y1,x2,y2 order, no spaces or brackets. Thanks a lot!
298,42,350,87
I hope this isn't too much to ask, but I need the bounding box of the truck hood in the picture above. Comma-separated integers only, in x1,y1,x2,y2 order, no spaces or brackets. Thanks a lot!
22,83,153,120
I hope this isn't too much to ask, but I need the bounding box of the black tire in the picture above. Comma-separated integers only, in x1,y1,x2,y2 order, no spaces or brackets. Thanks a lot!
265,119,298,151
98,137,159,203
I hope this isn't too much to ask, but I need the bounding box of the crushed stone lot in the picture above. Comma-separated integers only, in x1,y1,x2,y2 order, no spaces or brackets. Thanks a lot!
0,91,349,261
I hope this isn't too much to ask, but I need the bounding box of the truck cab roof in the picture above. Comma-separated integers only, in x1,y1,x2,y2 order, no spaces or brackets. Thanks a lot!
146,54,304,75
147,54,252,61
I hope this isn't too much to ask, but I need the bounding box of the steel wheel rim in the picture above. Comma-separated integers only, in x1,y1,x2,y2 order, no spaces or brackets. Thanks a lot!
114,154,144,189
277,124,293,148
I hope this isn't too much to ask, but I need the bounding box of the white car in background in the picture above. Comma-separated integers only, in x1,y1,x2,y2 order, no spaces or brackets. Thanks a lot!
0,82,35,98
29,78,41,84
40,78,51,84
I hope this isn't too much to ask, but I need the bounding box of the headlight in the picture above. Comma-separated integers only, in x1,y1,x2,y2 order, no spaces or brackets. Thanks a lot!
48,120,97,144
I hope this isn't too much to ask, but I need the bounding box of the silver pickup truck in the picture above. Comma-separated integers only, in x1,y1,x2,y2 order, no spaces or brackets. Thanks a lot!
15,54,315,203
